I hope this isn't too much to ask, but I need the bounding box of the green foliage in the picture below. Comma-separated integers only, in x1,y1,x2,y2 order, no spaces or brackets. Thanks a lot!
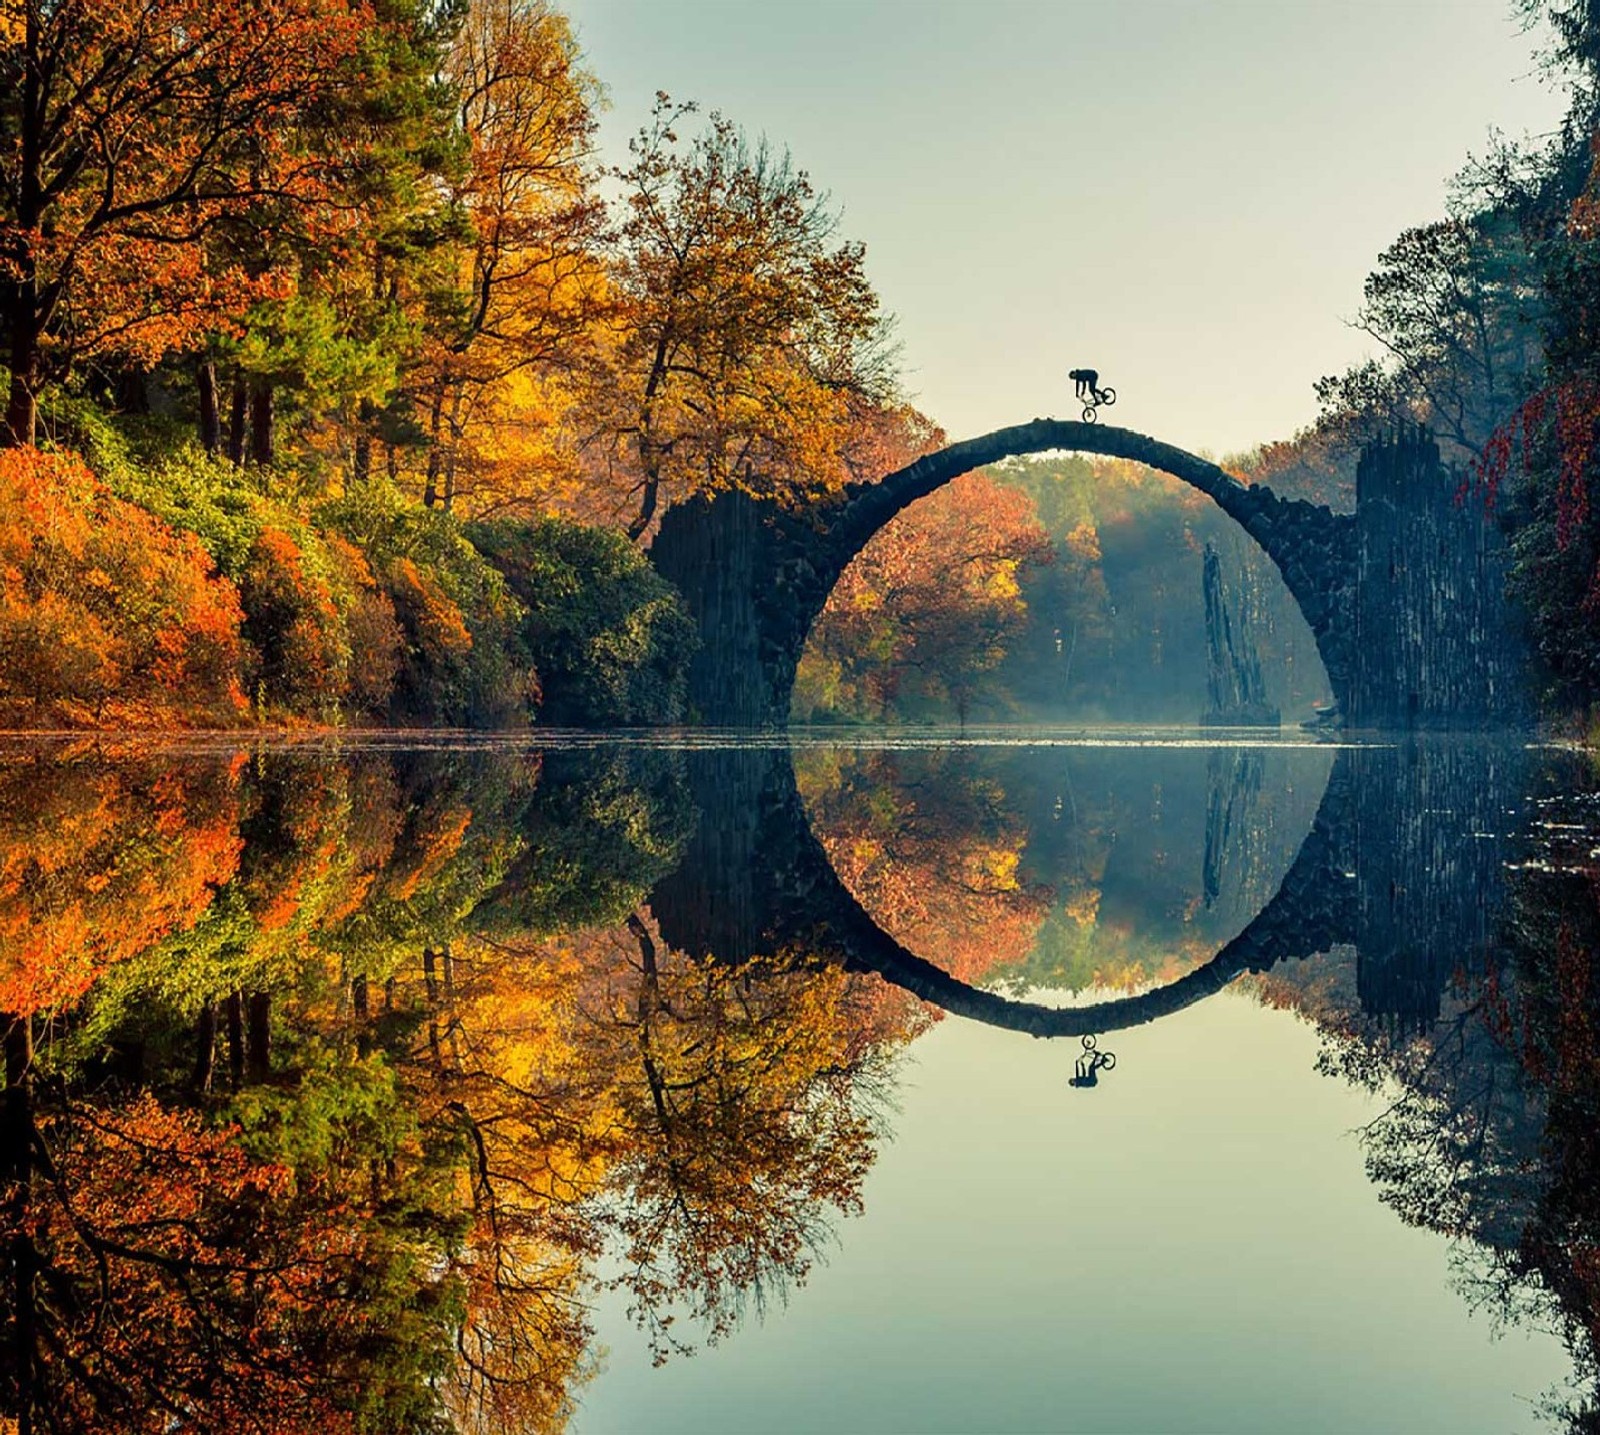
469,516,697,725
322,485,534,725
475,748,691,932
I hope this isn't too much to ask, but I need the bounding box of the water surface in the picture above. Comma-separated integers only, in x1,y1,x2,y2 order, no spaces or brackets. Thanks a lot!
0,730,1593,1433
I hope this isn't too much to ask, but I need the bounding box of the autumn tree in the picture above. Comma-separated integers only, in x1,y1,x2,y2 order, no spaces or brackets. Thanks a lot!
1313,214,1543,464
0,0,374,448
802,471,1053,723
586,97,894,540
797,748,1051,984
408,0,606,513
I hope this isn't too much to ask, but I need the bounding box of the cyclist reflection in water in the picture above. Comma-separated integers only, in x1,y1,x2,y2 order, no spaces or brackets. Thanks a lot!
1069,1034,1116,1088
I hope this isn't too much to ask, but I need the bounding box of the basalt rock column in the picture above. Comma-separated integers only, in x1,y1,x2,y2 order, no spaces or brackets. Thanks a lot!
1350,427,1531,727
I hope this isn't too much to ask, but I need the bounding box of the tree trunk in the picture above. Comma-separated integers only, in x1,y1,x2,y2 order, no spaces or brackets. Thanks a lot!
423,375,447,508
191,1002,217,1094
225,992,244,1088
352,975,371,1060
248,379,274,466
113,368,148,414
246,992,271,1083
3,306,40,449
227,377,248,465
3,1017,31,1090
626,477,660,543
3,7,44,452
441,387,464,512
196,359,222,455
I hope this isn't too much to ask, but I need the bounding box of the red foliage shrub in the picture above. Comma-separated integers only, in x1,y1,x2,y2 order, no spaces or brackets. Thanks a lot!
384,557,476,720
0,448,248,726
239,526,348,717
326,536,402,717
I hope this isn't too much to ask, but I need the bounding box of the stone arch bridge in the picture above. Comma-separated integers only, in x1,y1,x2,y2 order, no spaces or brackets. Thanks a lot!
649,420,1527,728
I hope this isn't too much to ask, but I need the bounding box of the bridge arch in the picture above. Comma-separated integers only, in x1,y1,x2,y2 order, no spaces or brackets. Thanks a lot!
649,741,1358,1043
650,418,1357,728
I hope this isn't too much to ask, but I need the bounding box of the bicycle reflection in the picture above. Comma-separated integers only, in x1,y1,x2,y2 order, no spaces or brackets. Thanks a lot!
1069,1034,1117,1088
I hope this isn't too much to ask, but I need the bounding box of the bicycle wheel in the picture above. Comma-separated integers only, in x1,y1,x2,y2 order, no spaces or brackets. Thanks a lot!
1099,1052,1117,1071
1081,404,1098,423
1080,1034,1098,1051
1099,387,1116,406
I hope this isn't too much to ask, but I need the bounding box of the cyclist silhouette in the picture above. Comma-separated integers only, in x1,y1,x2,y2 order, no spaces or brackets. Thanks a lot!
1068,1034,1117,1088
1069,368,1116,422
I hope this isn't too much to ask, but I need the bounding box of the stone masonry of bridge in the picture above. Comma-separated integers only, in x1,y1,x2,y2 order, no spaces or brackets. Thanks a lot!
649,420,1528,728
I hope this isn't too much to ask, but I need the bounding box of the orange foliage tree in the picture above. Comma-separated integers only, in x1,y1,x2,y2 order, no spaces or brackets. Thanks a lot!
799,748,1051,984
0,0,372,446
0,748,243,1017
583,98,895,540
800,470,1054,723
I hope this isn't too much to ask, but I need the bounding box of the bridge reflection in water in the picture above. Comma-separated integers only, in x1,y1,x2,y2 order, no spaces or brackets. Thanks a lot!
0,733,1593,1433
651,738,1526,1038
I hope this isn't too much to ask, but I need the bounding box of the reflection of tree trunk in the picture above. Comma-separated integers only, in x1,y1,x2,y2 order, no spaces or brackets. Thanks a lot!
423,949,443,1075
226,992,244,1089
246,992,271,1083
3,1015,36,1429
353,417,372,486
192,1002,217,1095
627,914,678,1145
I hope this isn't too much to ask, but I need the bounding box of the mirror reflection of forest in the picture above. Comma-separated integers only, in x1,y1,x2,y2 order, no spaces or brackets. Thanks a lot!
4,736,1600,1432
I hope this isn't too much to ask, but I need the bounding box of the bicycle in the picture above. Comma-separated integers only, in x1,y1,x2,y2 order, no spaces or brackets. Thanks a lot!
1081,386,1116,423
1070,1033,1117,1085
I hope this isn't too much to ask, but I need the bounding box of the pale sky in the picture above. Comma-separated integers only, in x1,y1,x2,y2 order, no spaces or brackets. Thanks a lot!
563,0,1568,457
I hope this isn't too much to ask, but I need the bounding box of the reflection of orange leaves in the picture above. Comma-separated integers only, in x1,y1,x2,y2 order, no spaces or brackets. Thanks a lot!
0,755,243,1014
809,754,1050,984
392,807,472,902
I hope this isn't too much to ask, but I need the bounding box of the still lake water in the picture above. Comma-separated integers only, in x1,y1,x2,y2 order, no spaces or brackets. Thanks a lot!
2,730,1596,1432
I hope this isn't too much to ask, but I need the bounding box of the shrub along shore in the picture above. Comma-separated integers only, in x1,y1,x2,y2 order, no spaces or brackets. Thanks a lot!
0,423,695,731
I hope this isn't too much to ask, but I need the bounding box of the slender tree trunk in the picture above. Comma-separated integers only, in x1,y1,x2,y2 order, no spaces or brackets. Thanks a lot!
246,992,271,1083
441,387,464,512
423,374,447,507
3,1015,35,1435
227,376,248,465
4,296,41,450
352,976,371,1060
191,1002,217,1094
423,949,443,1074
225,992,244,1088
626,476,660,543
3,10,44,451
4,1017,31,1090
196,359,222,455
248,379,274,466
351,249,386,485
113,369,148,415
